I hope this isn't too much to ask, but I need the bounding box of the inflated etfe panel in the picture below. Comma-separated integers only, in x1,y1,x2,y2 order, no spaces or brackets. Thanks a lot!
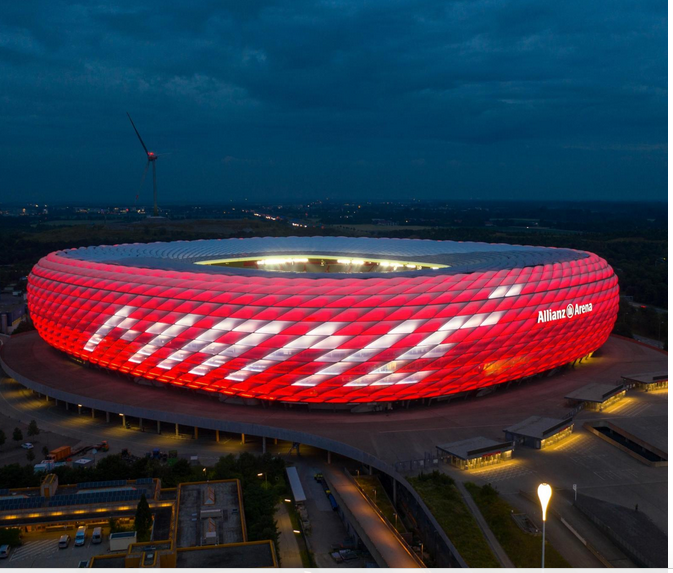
27,237,619,404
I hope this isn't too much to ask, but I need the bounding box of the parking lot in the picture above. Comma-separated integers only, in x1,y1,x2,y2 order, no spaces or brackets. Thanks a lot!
0,527,112,568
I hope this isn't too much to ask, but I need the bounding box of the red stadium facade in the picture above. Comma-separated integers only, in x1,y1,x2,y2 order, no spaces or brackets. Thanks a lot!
27,238,619,404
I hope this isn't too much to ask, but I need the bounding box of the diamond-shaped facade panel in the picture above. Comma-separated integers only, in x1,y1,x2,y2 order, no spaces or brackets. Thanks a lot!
27,237,619,404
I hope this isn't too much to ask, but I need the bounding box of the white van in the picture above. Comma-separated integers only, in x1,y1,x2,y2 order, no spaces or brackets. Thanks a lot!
91,527,102,545
74,526,87,547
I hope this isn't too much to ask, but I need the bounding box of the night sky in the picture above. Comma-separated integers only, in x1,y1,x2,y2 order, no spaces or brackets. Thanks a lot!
0,1,667,204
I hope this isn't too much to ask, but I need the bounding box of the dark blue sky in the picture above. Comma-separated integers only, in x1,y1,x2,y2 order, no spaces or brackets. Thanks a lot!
0,1,667,204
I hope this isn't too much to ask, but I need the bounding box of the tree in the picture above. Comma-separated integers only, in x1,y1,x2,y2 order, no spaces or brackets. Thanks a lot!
0,429,5,449
12,428,23,443
134,494,153,542
27,420,39,437
26,450,35,463
42,446,49,458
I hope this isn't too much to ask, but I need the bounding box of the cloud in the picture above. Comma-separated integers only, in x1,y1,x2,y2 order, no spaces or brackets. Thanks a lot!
0,0,666,202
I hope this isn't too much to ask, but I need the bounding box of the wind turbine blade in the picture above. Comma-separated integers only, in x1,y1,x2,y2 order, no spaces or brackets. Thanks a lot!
135,160,150,205
127,112,150,156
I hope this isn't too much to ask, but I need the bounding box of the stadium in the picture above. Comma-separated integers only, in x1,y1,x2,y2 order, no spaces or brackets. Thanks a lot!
26,237,619,405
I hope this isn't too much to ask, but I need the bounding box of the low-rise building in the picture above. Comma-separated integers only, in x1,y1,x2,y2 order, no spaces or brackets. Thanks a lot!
564,382,627,411
0,474,276,568
503,416,574,449
621,371,668,392
436,437,513,470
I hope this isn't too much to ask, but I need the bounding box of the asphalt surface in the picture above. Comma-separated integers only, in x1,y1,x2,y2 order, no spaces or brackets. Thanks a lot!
0,332,667,568
322,465,421,568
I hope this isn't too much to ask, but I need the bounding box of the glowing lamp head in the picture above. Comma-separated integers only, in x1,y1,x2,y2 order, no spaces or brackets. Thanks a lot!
537,483,552,521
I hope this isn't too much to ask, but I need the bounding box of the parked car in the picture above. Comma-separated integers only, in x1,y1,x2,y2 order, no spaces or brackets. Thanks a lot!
74,526,86,547
21,443,34,449
58,534,71,549
91,527,102,545
0,545,10,559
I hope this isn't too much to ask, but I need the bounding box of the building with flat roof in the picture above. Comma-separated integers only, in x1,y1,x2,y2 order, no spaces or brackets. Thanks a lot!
90,479,276,568
436,437,513,470
503,416,574,449
0,474,276,568
564,382,627,411
621,371,668,392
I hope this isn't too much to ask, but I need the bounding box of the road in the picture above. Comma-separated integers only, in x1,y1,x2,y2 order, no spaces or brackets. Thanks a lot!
274,503,303,568
322,465,422,568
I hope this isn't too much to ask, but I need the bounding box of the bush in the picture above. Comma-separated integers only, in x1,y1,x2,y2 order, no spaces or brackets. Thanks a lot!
0,528,22,547
27,420,39,437
409,472,499,568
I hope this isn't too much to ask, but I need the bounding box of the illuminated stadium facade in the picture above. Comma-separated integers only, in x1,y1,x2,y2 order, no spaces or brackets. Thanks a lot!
27,237,619,404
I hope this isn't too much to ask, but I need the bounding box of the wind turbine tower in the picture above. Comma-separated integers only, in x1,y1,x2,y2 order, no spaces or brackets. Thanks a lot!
127,112,161,217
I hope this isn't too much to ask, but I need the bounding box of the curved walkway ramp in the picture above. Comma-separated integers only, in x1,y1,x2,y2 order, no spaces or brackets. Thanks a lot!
322,466,423,568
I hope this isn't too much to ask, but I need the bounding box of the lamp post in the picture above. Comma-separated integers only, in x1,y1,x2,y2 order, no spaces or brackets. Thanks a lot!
537,483,552,568
258,472,268,485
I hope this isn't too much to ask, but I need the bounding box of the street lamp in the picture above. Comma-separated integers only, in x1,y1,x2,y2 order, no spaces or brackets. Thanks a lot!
257,472,268,485
537,483,552,568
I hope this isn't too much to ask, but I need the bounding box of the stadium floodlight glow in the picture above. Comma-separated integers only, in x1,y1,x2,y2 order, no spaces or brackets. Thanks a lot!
26,236,618,405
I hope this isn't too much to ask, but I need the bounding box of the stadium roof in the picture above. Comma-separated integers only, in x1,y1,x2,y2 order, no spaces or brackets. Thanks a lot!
61,237,588,278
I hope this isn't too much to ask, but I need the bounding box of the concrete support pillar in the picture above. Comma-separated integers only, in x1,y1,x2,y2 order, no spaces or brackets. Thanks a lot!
121,414,126,427
157,420,161,434
54,399,58,407
175,423,179,437
215,430,220,443
65,402,69,411
77,404,82,415
139,418,143,431
274,438,278,445
369,465,373,475
91,408,95,419
106,411,110,423
262,437,266,454
194,426,198,439
241,433,245,445
45,395,49,402
327,450,331,464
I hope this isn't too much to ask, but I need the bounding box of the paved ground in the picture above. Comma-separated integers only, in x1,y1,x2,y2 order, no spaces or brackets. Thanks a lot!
292,460,371,568
436,388,668,533
0,529,109,569
322,465,421,568
0,333,667,567
275,503,303,568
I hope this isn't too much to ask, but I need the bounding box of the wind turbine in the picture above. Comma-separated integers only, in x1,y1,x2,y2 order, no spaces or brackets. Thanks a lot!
127,112,161,217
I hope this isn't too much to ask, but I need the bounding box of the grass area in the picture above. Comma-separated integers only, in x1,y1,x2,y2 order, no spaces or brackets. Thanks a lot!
408,471,500,568
355,475,407,534
464,482,571,568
